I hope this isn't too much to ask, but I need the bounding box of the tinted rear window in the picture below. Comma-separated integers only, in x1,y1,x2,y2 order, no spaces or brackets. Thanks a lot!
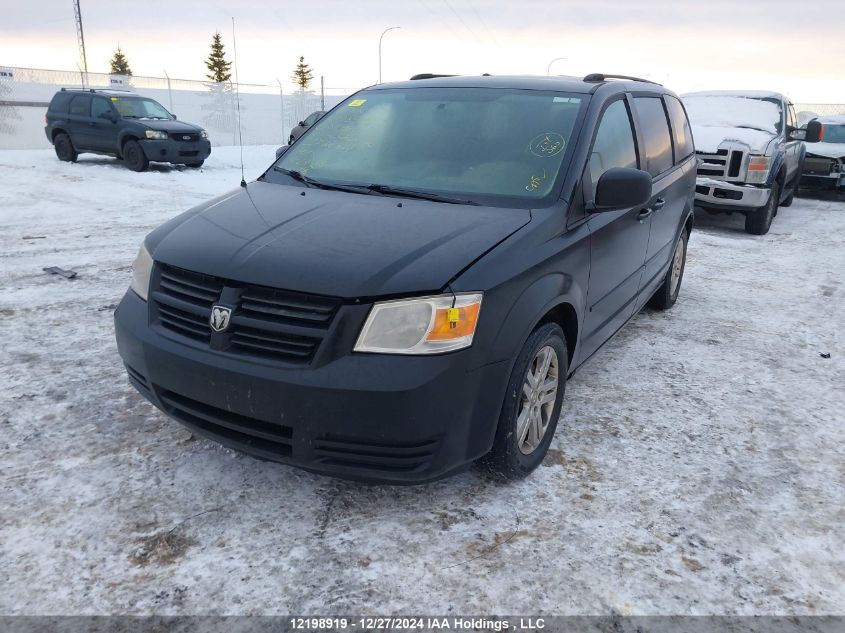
664,96,694,161
48,92,73,113
633,96,673,176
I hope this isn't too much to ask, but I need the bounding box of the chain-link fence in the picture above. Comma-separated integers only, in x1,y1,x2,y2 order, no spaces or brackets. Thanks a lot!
795,103,845,125
0,66,353,149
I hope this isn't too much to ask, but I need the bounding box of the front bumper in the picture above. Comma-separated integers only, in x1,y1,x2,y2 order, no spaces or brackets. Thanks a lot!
694,177,771,210
114,290,510,484
140,138,211,164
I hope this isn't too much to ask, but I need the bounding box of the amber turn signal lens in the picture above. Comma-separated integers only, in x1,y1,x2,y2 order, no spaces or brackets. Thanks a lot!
426,302,481,341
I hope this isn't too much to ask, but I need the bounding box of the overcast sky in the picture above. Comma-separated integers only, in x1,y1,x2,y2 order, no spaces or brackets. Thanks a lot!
2,0,844,102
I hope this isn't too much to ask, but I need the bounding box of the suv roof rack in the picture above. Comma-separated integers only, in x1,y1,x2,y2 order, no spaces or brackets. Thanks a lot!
583,73,661,86
59,87,135,93
409,73,457,80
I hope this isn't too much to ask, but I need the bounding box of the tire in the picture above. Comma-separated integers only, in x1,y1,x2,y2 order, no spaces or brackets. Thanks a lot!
184,161,204,168
649,227,689,310
483,323,568,480
123,140,149,172
745,181,779,235
54,133,77,162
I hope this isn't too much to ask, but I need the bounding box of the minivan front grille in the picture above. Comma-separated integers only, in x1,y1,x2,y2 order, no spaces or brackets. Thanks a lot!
152,264,341,365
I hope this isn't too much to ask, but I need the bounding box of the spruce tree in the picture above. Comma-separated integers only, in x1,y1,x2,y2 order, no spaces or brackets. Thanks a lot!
205,32,232,83
108,46,132,76
292,56,314,90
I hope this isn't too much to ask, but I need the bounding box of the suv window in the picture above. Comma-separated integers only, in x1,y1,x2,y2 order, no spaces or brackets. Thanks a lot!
69,95,91,116
664,96,693,162
91,97,112,119
633,97,673,176
787,103,798,129
48,92,73,113
588,99,638,199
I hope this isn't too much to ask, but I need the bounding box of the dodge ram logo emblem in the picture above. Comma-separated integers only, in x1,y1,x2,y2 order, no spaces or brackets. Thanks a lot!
210,305,232,332
182,135,191,141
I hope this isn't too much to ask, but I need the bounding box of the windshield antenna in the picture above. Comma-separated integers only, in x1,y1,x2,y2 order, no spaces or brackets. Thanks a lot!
231,16,246,188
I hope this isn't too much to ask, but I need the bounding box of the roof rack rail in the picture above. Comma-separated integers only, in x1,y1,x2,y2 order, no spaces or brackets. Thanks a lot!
59,87,135,93
583,73,661,86
410,73,457,80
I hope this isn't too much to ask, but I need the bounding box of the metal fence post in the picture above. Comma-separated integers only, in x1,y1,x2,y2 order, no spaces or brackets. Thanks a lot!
321,76,325,112
163,69,173,113
276,78,284,143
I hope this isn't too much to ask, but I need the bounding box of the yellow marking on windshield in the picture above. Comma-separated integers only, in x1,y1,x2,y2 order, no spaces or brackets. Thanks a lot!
525,169,548,192
348,99,367,107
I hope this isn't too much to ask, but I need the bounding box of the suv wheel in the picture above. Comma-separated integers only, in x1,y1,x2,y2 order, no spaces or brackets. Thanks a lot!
54,133,78,163
745,181,779,235
123,140,149,172
649,227,689,310
483,323,567,480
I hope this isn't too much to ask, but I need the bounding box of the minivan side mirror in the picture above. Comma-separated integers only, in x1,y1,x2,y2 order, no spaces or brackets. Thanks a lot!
590,167,653,211
804,120,823,143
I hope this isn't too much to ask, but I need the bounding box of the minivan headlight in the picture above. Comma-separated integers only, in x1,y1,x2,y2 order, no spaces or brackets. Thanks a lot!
354,293,483,354
145,130,168,140
130,242,153,301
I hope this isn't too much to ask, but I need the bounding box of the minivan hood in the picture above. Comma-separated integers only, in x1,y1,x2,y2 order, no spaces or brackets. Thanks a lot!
150,181,531,298
140,119,202,133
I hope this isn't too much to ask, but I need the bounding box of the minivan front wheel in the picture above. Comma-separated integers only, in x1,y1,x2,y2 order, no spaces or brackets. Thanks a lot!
484,323,567,479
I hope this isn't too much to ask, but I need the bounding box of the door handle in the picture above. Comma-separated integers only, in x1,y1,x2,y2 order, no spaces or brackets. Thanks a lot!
636,208,653,222
651,198,665,211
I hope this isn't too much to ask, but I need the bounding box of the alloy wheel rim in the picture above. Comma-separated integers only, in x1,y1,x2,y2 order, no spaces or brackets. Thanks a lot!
670,235,686,295
516,345,559,455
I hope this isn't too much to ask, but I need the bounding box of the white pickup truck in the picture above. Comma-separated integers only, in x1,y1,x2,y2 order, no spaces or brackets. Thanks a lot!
800,114,845,192
682,91,821,234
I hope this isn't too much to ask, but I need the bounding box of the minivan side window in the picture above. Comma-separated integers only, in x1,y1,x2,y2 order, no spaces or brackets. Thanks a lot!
633,97,673,176
588,99,638,199
664,96,694,163
69,95,91,116
91,97,112,119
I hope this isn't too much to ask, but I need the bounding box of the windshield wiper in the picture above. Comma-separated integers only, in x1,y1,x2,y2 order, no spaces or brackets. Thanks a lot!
273,168,371,193
366,184,480,205
735,124,772,134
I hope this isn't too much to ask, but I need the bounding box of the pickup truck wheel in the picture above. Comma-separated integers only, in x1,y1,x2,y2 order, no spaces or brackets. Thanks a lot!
649,227,688,310
745,182,779,235
483,323,567,480
123,140,149,172
54,133,77,162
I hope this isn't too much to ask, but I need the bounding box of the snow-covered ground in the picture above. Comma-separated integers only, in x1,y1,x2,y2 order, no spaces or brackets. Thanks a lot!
1,147,843,615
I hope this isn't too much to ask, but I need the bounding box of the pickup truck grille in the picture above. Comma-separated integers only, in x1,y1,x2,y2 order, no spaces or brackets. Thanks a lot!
804,156,836,175
696,148,745,180
151,264,341,365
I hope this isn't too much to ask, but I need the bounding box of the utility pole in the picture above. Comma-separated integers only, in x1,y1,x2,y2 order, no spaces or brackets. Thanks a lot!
73,0,89,79
320,76,325,111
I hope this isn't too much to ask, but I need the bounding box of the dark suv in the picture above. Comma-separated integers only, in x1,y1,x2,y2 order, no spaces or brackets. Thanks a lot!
114,73,696,483
45,88,211,171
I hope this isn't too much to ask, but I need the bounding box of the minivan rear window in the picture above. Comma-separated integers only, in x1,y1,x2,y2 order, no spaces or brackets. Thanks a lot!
633,97,673,176
664,96,694,162
270,88,586,205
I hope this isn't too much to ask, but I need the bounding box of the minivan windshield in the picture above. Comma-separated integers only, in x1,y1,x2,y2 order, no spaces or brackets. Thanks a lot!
268,88,585,204
111,97,173,120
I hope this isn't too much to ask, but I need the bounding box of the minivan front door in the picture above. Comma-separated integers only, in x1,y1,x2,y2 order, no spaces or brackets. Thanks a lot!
578,97,651,363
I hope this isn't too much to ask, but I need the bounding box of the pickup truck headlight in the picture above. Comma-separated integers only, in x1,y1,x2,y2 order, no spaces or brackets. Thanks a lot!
354,293,483,354
746,155,771,184
145,130,168,140
129,242,153,301
200,129,208,139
